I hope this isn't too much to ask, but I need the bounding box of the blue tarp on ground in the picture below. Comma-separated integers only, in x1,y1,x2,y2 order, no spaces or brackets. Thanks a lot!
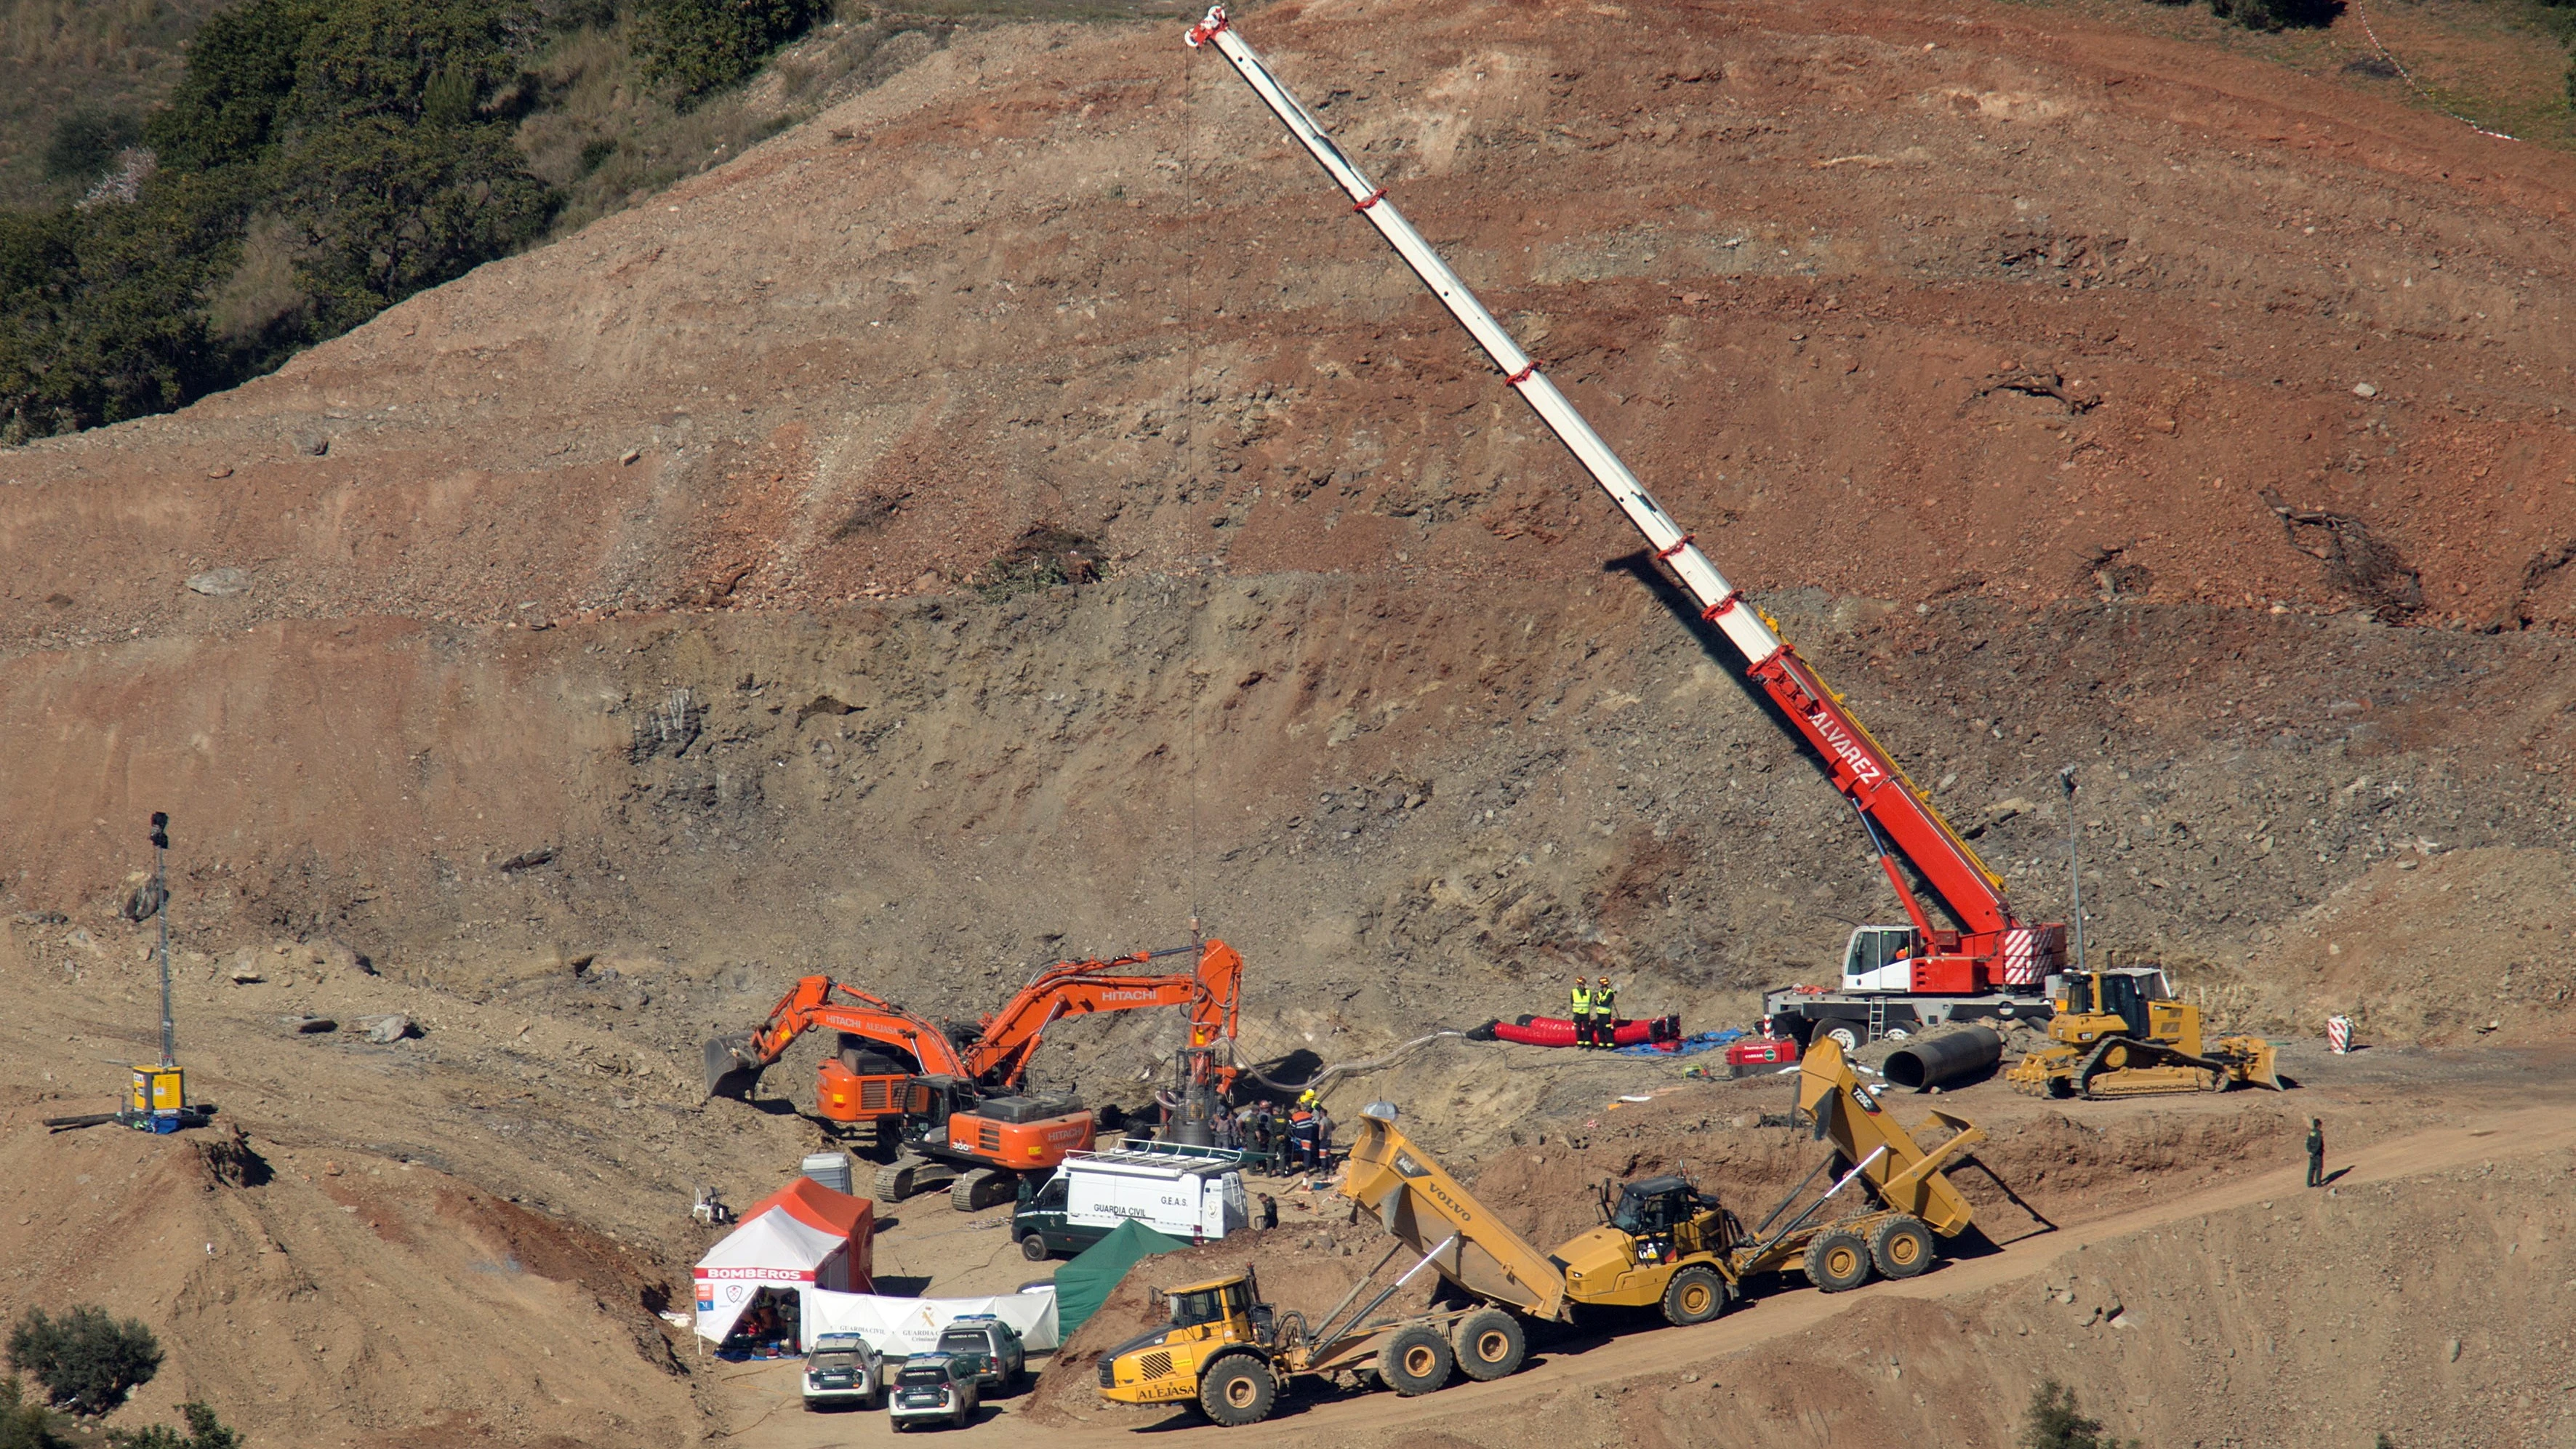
1614,1028,1746,1058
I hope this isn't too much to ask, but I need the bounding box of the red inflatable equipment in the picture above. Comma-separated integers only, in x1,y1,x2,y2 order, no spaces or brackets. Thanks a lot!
1488,1014,1678,1048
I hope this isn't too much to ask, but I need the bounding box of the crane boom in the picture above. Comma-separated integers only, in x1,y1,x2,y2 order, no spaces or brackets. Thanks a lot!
1187,9,2058,979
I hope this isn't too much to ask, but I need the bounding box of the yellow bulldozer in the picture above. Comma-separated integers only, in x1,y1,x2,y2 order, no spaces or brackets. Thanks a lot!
1095,1037,1984,1426
2005,966,2282,1099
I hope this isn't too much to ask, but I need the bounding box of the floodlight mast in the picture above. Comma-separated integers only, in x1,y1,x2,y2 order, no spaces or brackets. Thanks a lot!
151,811,172,1069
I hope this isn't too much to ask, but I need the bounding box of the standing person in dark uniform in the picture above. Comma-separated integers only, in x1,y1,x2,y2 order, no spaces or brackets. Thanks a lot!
1593,975,1618,1049
1569,974,1595,1047
2306,1118,2327,1187
1288,1107,1319,1174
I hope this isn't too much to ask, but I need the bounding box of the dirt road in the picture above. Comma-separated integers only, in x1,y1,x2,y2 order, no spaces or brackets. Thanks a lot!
721,1104,2576,1446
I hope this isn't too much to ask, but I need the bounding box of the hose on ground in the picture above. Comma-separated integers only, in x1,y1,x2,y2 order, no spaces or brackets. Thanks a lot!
1237,1029,1464,1096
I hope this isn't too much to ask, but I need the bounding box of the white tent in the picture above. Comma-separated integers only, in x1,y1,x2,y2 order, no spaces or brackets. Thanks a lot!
692,1178,875,1346
803,1287,1060,1354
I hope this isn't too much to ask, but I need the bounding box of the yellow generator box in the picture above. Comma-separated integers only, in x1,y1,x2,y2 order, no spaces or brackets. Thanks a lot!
130,1066,185,1115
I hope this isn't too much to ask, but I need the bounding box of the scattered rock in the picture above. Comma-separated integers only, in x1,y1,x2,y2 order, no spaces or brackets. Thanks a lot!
290,1016,337,1034
2351,382,2379,398
206,464,233,478
186,568,250,597
620,449,642,465
497,847,557,873
364,1014,417,1044
228,962,266,984
294,432,330,457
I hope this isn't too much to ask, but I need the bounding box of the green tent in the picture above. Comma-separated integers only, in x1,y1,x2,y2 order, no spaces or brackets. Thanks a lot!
1053,1219,1189,1339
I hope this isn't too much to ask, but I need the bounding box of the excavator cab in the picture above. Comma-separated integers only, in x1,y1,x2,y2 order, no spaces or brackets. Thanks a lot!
816,1037,912,1125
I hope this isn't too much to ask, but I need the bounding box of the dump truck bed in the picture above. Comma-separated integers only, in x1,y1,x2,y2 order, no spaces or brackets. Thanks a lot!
1336,1107,1570,1320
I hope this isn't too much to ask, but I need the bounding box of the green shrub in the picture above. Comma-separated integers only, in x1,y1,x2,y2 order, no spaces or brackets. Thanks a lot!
2204,0,2342,31
634,0,828,104
4,1307,162,1417
105,1402,241,1449
2021,1378,2138,1449
41,108,145,183
0,1376,68,1449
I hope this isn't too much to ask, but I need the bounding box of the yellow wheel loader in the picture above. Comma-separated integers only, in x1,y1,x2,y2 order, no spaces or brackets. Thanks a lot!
2005,966,2283,1099
1096,1036,1985,1425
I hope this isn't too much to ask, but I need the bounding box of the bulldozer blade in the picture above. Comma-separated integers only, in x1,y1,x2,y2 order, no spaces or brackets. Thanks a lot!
2232,1039,2286,1091
703,1033,767,1098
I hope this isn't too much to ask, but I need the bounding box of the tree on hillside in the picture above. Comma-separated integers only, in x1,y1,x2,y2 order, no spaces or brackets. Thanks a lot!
634,0,827,104
4,1307,163,1417
2021,1379,2138,1449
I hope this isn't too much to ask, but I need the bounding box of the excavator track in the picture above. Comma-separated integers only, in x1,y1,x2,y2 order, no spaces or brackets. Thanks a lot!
950,1168,1019,1212
874,1153,958,1203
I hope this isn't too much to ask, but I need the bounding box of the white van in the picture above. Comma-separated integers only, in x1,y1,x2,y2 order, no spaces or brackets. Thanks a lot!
1011,1142,1248,1260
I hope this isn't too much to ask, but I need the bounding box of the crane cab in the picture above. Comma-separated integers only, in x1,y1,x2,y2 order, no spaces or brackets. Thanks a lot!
1841,924,1989,995
1839,926,1918,992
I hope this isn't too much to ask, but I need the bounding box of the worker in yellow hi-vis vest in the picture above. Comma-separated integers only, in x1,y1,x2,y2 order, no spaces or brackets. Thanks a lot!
1592,975,1618,1049
1569,974,1594,1047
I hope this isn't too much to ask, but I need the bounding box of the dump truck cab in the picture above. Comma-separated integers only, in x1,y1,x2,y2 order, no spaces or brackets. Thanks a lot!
1548,1173,1742,1320
1096,1272,1277,1415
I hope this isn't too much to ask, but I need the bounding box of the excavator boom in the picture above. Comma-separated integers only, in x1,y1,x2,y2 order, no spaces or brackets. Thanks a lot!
962,939,1246,1089
1187,9,2050,963
702,977,974,1099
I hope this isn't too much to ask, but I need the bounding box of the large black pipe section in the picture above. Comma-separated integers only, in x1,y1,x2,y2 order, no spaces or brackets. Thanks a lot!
1883,1027,2005,1091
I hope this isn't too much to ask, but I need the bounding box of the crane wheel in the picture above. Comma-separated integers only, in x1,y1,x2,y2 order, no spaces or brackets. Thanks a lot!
1803,1229,1873,1293
1197,1354,1278,1426
951,1168,1015,1212
1376,1325,1454,1396
1450,1308,1526,1381
1868,1216,1935,1279
1660,1265,1730,1326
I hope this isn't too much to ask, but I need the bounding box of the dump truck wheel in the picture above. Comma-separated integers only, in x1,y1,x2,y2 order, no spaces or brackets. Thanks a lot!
1450,1309,1526,1381
1804,1229,1873,1293
1378,1325,1454,1396
1660,1265,1730,1325
1869,1216,1935,1279
1198,1354,1277,1426
1019,1233,1050,1262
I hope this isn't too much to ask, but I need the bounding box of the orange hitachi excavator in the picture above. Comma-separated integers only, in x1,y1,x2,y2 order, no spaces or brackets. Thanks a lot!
702,940,1247,1211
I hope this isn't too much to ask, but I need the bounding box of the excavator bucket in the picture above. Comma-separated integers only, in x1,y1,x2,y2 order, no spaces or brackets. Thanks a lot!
703,1033,767,1098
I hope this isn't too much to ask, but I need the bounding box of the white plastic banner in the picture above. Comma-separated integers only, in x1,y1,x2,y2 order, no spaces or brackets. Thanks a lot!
801,1287,1060,1354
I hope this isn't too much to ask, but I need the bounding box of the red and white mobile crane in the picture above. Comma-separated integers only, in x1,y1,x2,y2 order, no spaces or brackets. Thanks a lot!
1186,9,2068,1046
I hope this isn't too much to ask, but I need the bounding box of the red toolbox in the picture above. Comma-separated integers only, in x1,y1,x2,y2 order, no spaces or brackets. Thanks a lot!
1725,1037,1800,1077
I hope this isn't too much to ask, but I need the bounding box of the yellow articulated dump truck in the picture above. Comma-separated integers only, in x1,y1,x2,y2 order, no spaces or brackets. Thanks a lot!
1096,1037,1986,1425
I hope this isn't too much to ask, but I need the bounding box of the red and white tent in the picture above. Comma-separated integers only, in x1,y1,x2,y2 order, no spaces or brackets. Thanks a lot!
692,1177,875,1345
